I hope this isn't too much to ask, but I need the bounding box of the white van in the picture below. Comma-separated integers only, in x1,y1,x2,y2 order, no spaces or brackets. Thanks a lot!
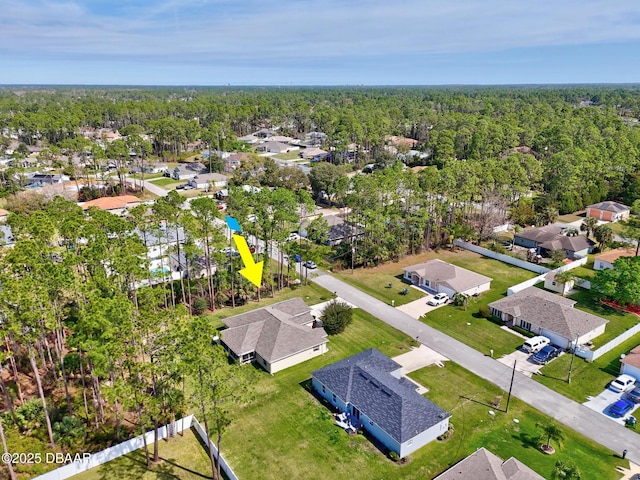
522,336,550,353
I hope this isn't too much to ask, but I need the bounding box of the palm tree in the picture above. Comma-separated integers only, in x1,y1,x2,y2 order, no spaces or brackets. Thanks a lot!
552,460,581,479
580,217,598,238
594,224,614,250
537,422,564,452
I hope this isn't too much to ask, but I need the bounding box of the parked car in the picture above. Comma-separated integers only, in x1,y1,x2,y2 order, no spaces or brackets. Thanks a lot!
221,247,239,257
427,293,449,306
304,260,317,269
609,398,635,418
610,374,637,393
175,183,187,190
522,336,550,354
627,386,640,403
531,345,560,365
286,232,300,242
248,244,256,254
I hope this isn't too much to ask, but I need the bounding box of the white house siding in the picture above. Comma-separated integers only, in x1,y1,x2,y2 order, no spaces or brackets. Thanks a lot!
358,410,400,455
594,259,614,271
540,329,570,349
621,364,640,381
437,285,456,298
544,278,573,295
459,281,491,297
577,324,607,346
269,343,328,374
399,418,449,458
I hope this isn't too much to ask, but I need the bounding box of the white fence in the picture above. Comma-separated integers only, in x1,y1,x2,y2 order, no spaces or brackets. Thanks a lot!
507,256,589,295
453,240,550,274
33,415,238,480
575,315,640,361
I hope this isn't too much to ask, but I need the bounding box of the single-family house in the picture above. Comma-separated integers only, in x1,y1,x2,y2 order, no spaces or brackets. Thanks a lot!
26,173,70,186
312,348,450,458
237,134,259,144
489,287,608,348
620,345,640,381
188,173,229,190
514,226,594,259
543,271,574,296
220,298,328,374
168,251,216,279
300,147,330,161
256,141,299,154
315,214,364,246
253,128,275,138
80,195,141,216
594,247,636,270
433,447,544,480
224,153,249,173
586,201,630,222
402,259,492,297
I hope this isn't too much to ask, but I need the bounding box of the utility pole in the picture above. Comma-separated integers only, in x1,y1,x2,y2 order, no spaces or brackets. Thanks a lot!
505,360,516,413
567,337,578,384
351,247,355,274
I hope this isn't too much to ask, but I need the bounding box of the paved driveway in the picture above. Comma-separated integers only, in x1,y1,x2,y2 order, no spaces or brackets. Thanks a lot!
391,345,448,394
396,296,446,319
584,388,640,425
498,349,559,377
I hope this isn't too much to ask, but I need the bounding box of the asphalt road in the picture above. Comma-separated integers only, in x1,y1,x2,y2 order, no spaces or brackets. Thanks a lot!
313,273,640,463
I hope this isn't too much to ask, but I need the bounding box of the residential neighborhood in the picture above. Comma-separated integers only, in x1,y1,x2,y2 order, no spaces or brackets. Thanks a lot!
1,86,640,480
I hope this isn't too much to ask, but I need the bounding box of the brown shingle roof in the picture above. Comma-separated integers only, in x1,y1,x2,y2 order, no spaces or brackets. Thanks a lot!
595,247,636,264
489,287,607,340
621,345,640,369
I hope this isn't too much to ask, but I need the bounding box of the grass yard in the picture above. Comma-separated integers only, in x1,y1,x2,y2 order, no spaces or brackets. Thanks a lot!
570,289,639,347
205,281,334,329
558,212,585,223
570,255,597,279
409,362,625,479
150,177,185,189
272,151,302,160
335,268,427,306
535,331,640,403
129,172,165,180
71,428,212,480
222,309,420,480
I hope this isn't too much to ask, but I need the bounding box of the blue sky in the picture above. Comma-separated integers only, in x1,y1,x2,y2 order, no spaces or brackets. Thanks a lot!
2,0,640,85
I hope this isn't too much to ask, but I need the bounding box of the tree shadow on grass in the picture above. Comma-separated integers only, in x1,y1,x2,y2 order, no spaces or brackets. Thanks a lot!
154,456,213,479
512,431,541,450
97,449,149,480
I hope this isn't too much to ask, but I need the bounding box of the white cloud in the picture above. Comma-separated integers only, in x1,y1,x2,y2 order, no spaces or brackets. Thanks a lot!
1,0,640,66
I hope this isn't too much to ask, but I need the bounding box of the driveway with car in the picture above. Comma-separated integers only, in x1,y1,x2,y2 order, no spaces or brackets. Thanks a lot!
396,294,448,319
498,348,552,377
584,387,640,425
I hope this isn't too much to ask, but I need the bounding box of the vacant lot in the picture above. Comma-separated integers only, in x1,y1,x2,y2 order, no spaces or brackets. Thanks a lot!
71,428,213,480
150,177,185,189
335,266,427,306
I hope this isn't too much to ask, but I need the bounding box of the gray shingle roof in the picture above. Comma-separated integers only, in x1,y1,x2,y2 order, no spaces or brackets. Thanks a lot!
588,201,630,213
489,287,607,340
434,448,544,480
222,298,327,362
312,348,450,444
403,259,492,293
515,225,563,244
539,235,594,253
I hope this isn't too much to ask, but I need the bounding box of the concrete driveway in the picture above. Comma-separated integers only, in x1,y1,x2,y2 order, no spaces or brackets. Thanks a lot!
498,349,549,377
396,295,447,319
391,345,449,394
584,387,640,425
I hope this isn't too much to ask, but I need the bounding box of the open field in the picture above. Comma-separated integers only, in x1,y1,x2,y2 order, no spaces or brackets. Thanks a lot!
71,428,212,480
535,331,640,403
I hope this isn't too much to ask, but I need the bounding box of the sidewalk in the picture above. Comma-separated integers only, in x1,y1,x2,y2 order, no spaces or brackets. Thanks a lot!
313,273,640,464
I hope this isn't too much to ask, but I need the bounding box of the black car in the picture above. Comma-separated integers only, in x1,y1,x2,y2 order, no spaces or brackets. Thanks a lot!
531,345,560,365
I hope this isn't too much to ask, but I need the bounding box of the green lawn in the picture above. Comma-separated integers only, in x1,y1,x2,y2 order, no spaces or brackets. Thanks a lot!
71,428,212,480
419,252,537,357
150,177,185,189
558,212,585,223
129,172,164,180
205,281,334,329
409,363,624,479
535,331,640,403
272,151,302,160
570,289,639,347
335,267,427,306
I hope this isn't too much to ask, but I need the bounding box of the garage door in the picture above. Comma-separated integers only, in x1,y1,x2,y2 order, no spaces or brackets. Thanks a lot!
541,330,568,349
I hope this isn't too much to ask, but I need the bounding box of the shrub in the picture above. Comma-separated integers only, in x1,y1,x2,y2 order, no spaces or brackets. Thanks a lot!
320,299,353,335
478,305,491,318
192,297,209,315
388,451,400,462
53,416,86,448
